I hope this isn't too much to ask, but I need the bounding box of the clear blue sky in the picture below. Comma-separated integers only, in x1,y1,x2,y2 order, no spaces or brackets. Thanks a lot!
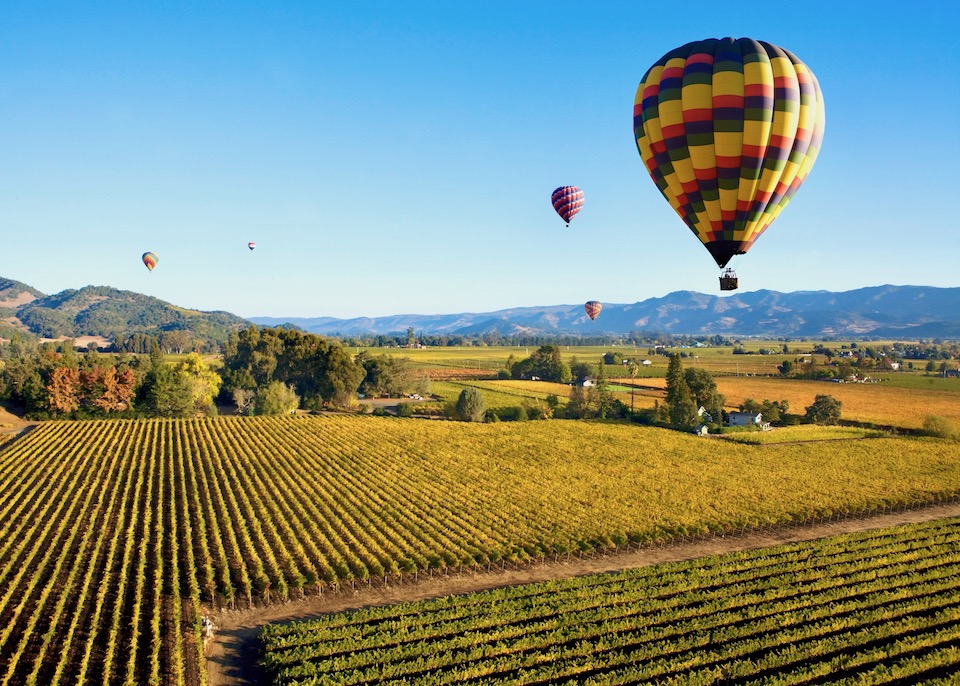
2,1,957,318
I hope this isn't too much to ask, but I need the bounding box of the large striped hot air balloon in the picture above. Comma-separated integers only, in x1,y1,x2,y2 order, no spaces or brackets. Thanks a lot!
633,38,825,289
551,186,584,226
584,301,602,321
142,252,158,272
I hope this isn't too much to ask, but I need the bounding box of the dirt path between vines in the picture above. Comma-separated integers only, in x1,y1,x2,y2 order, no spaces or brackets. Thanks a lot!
205,502,960,686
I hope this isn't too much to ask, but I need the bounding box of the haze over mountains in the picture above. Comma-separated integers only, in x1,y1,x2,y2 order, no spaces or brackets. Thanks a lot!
2,277,957,341
252,285,960,338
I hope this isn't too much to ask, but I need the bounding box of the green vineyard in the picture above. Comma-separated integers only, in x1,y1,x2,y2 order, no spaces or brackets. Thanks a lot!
0,415,958,684
262,518,960,685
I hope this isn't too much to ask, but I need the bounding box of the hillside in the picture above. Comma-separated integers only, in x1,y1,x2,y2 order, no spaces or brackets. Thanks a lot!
0,278,248,346
252,284,960,338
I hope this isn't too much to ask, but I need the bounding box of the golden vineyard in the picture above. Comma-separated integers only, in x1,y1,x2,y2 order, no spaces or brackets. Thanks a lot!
0,415,958,684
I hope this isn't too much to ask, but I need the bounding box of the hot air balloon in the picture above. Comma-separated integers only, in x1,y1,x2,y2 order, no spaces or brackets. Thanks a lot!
142,252,158,272
551,186,584,226
633,37,825,290
584,301,602,321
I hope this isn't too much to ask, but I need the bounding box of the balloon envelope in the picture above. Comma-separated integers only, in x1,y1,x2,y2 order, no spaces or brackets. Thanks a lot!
584,301,602,321
633,37,825,267
248,242,256,251
142,252,158,272
551,186,584,225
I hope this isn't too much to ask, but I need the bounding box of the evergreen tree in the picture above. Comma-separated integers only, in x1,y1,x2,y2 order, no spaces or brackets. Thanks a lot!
455,387,486,422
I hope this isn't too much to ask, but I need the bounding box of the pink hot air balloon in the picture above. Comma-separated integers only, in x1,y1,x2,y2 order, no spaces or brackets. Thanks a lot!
247,242,256,251
551,186,584,226
584,301,602,321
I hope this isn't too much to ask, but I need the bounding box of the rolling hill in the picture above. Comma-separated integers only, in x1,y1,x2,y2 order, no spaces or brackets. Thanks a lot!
0,278,248,345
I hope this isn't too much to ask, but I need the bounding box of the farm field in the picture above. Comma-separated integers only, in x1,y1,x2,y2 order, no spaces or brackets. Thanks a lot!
0,416,958,684
712,376,960,429
430,379,663,414
601,375,960,430
262,517,960,685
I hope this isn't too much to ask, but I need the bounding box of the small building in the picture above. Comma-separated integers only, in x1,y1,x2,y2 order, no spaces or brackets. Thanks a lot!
641,359,652,366
697,406,713,423
581,378,596,387
693,423,710,436
728,411,771,430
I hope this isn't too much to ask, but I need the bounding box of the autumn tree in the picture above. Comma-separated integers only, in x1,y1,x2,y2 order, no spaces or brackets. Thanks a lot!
46,366,80,414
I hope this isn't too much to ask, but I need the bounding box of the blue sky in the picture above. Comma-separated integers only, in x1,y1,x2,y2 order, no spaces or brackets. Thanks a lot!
2,1,957,318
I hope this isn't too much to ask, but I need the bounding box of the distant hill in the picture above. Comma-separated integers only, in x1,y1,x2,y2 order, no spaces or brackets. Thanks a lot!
0,279,248,346
251,285,960,338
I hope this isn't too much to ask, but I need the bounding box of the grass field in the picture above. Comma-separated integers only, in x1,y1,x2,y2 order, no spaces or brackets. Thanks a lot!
718,425,884,444
262,517,960,685
1,415,958,684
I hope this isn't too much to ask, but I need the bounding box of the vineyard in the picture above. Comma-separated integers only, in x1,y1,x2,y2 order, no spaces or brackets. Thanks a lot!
261,517,960,685
0,416,958,684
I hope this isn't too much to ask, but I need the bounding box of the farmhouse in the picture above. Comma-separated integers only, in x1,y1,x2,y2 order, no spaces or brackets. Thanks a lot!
728,411,771,430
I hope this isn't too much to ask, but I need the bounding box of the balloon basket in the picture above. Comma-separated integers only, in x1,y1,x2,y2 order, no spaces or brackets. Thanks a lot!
719,269,739,291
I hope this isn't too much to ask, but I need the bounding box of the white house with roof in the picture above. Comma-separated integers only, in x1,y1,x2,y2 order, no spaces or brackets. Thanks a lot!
728,411,771,430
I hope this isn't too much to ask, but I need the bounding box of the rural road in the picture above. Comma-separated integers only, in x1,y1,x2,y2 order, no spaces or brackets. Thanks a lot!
204,501,960,685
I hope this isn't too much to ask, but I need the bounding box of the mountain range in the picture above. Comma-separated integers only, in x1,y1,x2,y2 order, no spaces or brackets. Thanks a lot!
251,285,960,339
1,277,957,341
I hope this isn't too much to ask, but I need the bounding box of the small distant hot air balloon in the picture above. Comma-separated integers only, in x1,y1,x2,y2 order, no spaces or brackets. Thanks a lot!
551,186,584,226
142,252,158,272
633,37,825,290
248,242,256,251
584,301,602,321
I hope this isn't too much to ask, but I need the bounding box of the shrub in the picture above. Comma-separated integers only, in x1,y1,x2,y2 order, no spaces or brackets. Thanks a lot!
455,387,486,422
923,415,959,440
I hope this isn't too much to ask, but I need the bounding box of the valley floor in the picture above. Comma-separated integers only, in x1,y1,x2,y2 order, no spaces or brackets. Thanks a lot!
205,501,960,686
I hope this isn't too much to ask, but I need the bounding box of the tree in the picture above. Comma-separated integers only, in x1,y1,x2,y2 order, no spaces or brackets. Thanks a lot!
321,346,365,408
805,394,842,425
777,359,793,376
568,358,592,384
455,387,486,422
665,353,697,429
232,387,255,415
172,353,222,415
593,359,616,419
46,366,80,414
511,345,571,383
145,365,195,417
566,384,595,419
255,381,299,415
684,367,724,422
602,351,623,365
